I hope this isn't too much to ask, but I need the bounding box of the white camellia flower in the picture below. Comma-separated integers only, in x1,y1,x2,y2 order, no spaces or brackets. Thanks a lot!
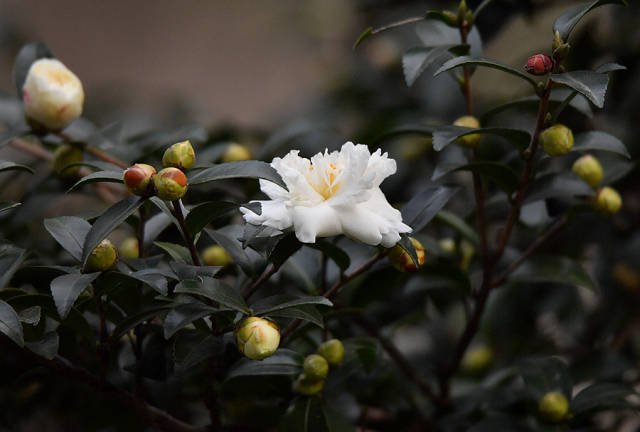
22,58,84,131
240,142,411,247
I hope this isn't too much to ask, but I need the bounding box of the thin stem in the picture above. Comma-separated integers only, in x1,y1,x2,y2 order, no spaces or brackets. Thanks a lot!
85,146,128,169
137,203,148,258
10,137,53,160
459,25,473,115
172,200,201,266
243,265,278,300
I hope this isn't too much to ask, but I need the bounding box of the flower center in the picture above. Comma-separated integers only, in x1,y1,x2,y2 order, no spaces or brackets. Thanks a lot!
309,161,343,200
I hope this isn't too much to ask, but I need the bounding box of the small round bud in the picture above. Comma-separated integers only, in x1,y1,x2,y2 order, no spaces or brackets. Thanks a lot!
123,164,156,196
86,239,118,272
202,245,233,267
235,317,280,360
153,167,188,201
572,155,603,188
524,54,554,75
119,237,139,259
221,143,252,163
461,345,493,376
538,392,569,423
540,124,574,156
317,339,345,366
162,140,195,171
303,354,329,381
439,238,456,255
22,58,84,131
53,144,83,178
389,237,426,273
593,186,622,215
294,374,325,396
453,116,482,148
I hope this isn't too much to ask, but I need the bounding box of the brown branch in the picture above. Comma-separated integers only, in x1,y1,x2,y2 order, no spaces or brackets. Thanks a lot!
243,265,278,300
172,200,201,266
85,146,128,169
10,137,53,161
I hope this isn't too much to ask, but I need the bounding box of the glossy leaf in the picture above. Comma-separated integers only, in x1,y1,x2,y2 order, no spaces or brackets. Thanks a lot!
524,173,593,204
572,131,630,158
174,277,249,314
397,235,420,268
432,161,519,193
163,302,218,339
434,56,538,90
189,160,287,190
0,299,24,347
68,170,124,192
402,45,468,87
553,0,628,41
185,201,260,237
25,331,58,359
571,383,633,415
226,348,303,380
44,216,91,262
268,233,302,271
50,272,100,319
169,262,221,280
267,305,325,328
434,210,480,246
205,228,255,276
0,161,34,174
482,90,593,122
18,306,41,325
81,196,146,268
251,294,332,316
309,240,351,272
550,71,609,108
401,184,459,232
0,244,28,290
110,306,172,341
154,241,193,264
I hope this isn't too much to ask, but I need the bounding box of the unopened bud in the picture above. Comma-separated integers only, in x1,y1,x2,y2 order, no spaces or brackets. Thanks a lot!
123,163,156,196
439,238,456,254
540,124,574,156
572,154,603,188
221,143,252,163
524,54,554,75
235,316,280,360
317,339,345,366
202,245,233,267
441,11,459,27
53,144,83,178
538,392,569,423
458,0,468,19
294,374,325,396
119,237,139,259
389,237,426,272
461,345,493,376
453,115,482,148
153,167,188,201
593,186,622,215
303,354,329,380
22,58,84,131
162,140,195,171
86,239,118,272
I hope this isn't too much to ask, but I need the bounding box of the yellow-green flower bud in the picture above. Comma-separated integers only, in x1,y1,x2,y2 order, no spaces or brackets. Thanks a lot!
303,354,329,381
572,154,603,188
235,316,280,360
119,237,139,259
53,144,83,178
593,186,622,215
221,143,252,163
294,374,325,396
453,115,482,148
202,245,233,267
123,163,156,196
458,0,468,19
389,237,426,273
162,140,195,171
439,238,456,254
86,239,118,272
153,167,188,201
317,339,344,366
540,124,574,156
461,345,493,376
538,392,569,423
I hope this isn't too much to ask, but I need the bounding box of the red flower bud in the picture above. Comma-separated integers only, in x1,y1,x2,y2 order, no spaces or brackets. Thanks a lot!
524,54,554,75
123,163,156,196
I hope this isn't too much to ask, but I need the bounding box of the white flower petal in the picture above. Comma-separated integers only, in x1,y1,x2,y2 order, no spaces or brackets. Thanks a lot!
291,203,342,243
240,200,292,231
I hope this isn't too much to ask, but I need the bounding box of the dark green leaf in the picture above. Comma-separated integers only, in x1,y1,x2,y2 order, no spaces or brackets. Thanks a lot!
127,270,169,296
268,233,302,270
433,161,519,193
550,71,609,108
595,62,627,73
519,357,572,399
401,185,459,232
163,302,218,339
309,240,351,272
482,90,593,123
251,294,332,316
205,228,255,276
12,41,53,97
68,170,123,192
110,306,172,342
434,210,480,246
572,131,630,158
433,126,530,152
175,334,225,373
0,244,28,289
416,20,482,51
226,348,303,380
553,0,627,41
267,305,325,328
50,272,100,319
434,56,538,90
509,256,596,291
397,235,420,268
189,160,287,190
169,262,221,280
0,299,24,347
185,201,260,237
571,383,633,415
154,241,193,264
81,196,146,268
44,216,91,262
18,306,41,325
0,161,34,174
174,277,249,314
25,331,58,359
402,45,468,87
524,173,593,204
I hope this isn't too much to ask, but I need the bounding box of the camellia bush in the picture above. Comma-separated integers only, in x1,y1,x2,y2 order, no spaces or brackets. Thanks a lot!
0,1,638,431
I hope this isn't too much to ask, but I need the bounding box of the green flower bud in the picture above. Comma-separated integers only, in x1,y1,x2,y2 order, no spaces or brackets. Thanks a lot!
162,140,195,171
86,239,118,272
453,115,482,148
439,238,456,255
572,154,603,188
303,354,329,381
202,245,233,267
593,186,622,215
317,339,345,366
538,392,569,423
235,317,280,360
540,124,574,156
153,167,188,201
461,345,493,375
441,11,459,27
458,0,468,19
293,374,325,396
53,144,83,178
123,163,156,196
119,237,139,259
221,143,252,163
389,237,426,273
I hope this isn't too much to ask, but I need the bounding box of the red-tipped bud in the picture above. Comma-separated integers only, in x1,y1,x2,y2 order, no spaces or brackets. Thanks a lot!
123,164,156,196
389,237,426,272
153,167,188,201
524,54,554,75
